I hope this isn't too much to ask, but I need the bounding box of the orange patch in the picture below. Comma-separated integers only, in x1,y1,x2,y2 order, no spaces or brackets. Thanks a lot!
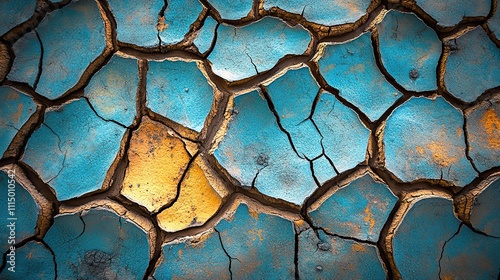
351,243,366,252
363,204,375,235
480,108,500,149
157,160,222,232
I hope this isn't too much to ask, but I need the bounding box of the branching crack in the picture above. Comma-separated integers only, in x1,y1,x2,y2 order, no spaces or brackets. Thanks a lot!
215,228,235,280
438,223,463,280
260,85,304,159
33,30,44,90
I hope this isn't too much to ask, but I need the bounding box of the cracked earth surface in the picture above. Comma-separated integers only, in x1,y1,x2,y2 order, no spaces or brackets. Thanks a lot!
0,0,499,279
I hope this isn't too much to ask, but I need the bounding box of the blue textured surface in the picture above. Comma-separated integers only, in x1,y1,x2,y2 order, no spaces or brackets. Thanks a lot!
416,0,491,27
298,228,386,279
208,17,311,81
377,11,440,92
490,9,500,39
470,177,500,237
467,97,500,172
22,99,125,200
108,0,164,47
441,225,500,279
209,0,253,20
0,0,35,36
147,60,214,132
0,241,55,279
318,32,401,121
384,96,477,186
85,55,138,127
215,203,295,279
313,92,370,173
35,0,105,99
0,170,39,252
445,27,500,102
312,155,337,184
194,16,218,54
158,0,204,45
7,31,40,87
393,197,461,279
0,87,37,156
263,0,370,25
214,90,316,204
266,67,322,159
309,173,397,242
44,209,150,279
155,231,230,279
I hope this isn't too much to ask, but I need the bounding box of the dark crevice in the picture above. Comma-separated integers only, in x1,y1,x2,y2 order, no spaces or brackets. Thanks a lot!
438,223,464,280
40,239,58,280
214,228,234,280
202,19,220,57
306,61,372,129
376,198,403,279
154,151,200,215
294,226,300,280
246,52,259,75
83,96,128,128
260,85,304,159
156,0,168,49
462,115,481,174
33,30,43,90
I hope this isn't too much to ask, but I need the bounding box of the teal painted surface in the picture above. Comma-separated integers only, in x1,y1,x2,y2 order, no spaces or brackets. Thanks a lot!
44,209,150,279
318,32,401,121
214,90,316,205
393,197,461,279
0,171,39,252
416,0,491,27
466,97,500,172
470,178,500,237
298,229,386,279
147,60,214,132
312,155,337,184
0,241,55,279
309,173,397,242
108,0,164,47
215,203,295,279
158,0,204,45
377,11,440,92
313,92,369,173
7,31,40,87
445,27,500,102
155,231,230,279
263,0,370,25
208,17,311,81
85,55,138,127
194,16,218,54
441,225,500,279
36,0,105,99
209,0,252,20
0,0,35,36
22,99,125,200
384,96,477,186
0,87,37,156
266,67,322,159
490,9,500,39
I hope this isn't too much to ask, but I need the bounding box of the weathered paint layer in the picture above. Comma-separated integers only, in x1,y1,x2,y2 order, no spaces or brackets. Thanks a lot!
22,99,125,200
318,32,401,121
309,173,397,242
384,96,476,186
44,208,150,279
377,11,441,92
208,17,311,81
122,118,190,212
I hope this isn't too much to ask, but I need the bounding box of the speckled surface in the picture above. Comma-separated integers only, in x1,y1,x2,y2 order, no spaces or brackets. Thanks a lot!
0,0,498,278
